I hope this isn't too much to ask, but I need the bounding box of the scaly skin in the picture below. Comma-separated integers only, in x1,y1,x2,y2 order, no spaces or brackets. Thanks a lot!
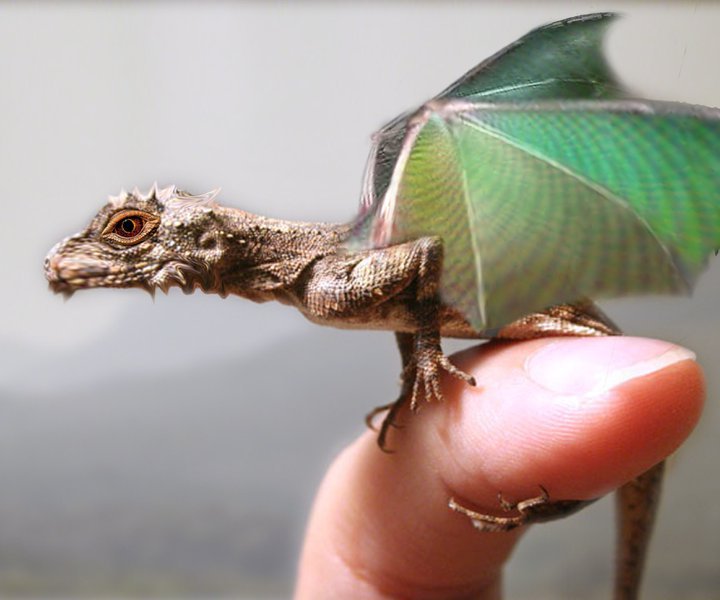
45,185,661,599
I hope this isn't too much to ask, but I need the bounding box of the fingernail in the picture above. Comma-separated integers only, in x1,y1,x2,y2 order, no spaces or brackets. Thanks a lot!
526,337,696,396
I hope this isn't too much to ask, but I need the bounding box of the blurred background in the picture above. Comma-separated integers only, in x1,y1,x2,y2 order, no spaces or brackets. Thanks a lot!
1,2,719,598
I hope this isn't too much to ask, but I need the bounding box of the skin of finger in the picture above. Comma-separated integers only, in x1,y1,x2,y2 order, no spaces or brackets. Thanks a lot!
444,338,704,502
295,432,514,600
295,338,704,600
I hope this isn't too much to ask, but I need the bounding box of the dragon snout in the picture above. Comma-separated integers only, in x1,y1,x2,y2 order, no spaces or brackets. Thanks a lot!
44,245,112,291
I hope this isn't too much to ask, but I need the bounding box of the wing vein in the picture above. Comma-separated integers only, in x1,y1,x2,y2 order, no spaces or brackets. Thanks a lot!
467,77,605,98
455,112,689,289
441,118,487,325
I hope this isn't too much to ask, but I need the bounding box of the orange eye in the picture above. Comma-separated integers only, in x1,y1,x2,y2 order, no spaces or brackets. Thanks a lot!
102,209,160,245
114,216,144,238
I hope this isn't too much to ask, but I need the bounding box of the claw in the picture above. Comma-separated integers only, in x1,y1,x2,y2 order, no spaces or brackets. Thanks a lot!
410,377,423,411
369,330,476,447
449,487,595,533
376,398,407,452
449,497,527,532
365,403,393,430
439,355,476,386
409,337,475,409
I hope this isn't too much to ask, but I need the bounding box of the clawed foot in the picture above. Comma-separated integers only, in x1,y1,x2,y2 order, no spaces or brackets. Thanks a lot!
449,487,595,532
366,399,406,452
366,331,475,450
365,331,475,452
409,332,475,411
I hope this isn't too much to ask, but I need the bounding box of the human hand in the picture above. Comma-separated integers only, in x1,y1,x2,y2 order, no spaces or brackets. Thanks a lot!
295,337,704,600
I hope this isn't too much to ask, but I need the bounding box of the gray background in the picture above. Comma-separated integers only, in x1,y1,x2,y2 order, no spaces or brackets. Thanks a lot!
1,2,719,598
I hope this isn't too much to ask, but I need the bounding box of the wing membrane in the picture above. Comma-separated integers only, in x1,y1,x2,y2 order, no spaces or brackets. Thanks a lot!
436,12,623,102
365,101,720,329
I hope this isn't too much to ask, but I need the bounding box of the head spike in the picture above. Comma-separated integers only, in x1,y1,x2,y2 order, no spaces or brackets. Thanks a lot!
139,182,160,201
156,185,178,204
141,281,156,300
108,188,129,207
166,188,220,210
205,188,221,202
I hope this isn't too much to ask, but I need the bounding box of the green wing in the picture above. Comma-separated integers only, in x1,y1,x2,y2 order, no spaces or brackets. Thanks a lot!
436,12,623,102
351,13,720,330
364,100,720,329
359,12,624,213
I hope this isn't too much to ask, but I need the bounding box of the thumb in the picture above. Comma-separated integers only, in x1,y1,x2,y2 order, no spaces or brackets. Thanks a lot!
444,336,703,504
296,337,704,600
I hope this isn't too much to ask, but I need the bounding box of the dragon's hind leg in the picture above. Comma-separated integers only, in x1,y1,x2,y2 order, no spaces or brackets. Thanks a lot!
367,300,662,600
365,332,416,451
451,300,661,600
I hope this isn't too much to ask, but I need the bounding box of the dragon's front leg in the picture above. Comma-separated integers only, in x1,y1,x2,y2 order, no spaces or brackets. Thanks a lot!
361,236,476,448
303,236,475,449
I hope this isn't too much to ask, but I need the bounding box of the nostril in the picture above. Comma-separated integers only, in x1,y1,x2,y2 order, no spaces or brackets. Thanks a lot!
44,252,63,282
49,254,63,271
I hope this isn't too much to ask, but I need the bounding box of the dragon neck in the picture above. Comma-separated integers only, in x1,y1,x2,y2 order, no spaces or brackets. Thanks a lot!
215,206,346,261
204,206,348,299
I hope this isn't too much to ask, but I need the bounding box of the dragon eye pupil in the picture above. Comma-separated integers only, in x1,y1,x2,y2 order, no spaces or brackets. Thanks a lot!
114,216,144,238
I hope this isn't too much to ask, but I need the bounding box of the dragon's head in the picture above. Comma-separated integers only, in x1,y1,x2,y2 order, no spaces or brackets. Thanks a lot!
45,185,225,297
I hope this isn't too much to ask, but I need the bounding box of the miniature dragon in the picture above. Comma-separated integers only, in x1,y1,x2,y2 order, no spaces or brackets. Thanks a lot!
45,13,720,599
